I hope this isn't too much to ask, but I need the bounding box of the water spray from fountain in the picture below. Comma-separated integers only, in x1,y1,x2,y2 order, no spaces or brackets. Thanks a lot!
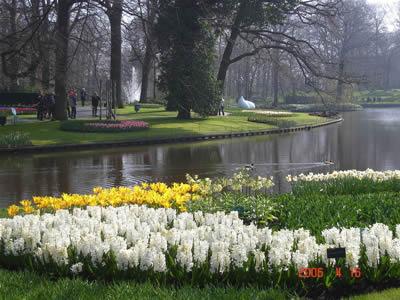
124,66,141,104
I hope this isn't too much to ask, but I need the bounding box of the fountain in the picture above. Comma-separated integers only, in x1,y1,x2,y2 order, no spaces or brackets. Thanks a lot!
124,66,141,104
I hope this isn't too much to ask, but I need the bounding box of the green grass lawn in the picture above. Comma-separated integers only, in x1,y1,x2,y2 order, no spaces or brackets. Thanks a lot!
350,288,400,300
0,107,327,147
0,269,293,300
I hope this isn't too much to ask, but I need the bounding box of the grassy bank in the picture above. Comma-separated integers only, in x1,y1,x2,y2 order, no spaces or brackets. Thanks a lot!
0,107,327,147
0,267,398,299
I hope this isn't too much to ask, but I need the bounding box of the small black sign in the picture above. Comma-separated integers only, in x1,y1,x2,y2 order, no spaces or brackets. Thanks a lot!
327,247,346,259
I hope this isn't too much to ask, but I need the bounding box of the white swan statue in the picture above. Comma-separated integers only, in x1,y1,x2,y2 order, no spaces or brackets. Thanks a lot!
238,96,256,109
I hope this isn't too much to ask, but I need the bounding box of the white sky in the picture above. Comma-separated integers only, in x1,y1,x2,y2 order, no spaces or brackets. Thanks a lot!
367,0,399,31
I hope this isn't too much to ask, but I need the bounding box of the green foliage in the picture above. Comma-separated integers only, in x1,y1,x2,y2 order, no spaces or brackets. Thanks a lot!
291,178,400,197
356,89,400,102
248,115,297,128
280,103,362,112
187,193,277,226
0,131,32,148
186,169,276,225
60,120,150,133
139,103,164,109
0,268,293,299
186,168,274,195
156,2,220,118
213,1,298,33
0,110,10,117
273,191,400,238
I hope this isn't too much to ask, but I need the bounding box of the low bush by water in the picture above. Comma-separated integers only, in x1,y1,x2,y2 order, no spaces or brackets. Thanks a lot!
0,132,32,148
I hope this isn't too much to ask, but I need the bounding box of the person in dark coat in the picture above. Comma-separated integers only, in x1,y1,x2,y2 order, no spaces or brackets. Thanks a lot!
35,91,45,121
46,92,56,120
68,89,77,119
91,92,100,117
80,88,87,107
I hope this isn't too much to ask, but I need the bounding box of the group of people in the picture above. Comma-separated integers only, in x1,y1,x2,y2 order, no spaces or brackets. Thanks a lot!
35,91,56,121
36,87,101,120
67,88,101,118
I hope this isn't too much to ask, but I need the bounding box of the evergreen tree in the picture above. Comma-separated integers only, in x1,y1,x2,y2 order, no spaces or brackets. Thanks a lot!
156,0,220,119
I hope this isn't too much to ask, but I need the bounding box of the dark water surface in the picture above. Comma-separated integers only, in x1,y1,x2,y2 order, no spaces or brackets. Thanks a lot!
1,108,400,207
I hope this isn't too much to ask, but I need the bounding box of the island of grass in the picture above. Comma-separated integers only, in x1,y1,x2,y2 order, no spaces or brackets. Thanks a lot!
0,106,334,149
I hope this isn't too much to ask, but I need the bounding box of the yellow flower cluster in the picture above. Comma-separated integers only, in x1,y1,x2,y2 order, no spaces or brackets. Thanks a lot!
7,182,201,217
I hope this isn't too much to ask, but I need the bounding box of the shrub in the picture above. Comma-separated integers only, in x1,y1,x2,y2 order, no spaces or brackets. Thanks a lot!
279,103,362,112
273,192,400,237
0,132,32,148
60,120,150,133
248,114,297,128
136,103,164,109
187,193,277,225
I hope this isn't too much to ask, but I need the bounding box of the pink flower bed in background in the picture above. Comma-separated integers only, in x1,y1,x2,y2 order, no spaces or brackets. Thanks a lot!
84,120,149,132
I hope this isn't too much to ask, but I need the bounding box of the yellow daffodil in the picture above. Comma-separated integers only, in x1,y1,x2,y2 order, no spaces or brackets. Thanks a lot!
7,205,20,217
7,182,204,216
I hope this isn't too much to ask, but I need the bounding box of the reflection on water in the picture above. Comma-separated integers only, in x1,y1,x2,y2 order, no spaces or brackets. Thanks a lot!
1,108,400,207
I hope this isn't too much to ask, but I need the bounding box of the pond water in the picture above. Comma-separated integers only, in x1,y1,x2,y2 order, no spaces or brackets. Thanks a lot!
1,108,400,207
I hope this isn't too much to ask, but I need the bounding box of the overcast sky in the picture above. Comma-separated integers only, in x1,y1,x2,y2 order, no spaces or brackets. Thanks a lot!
367,0,398,31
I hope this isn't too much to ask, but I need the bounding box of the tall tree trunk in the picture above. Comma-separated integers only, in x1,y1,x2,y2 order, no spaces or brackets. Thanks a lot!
54,0,71,120
140,0,156,103
108,0,123,108
140,38,153,103
216,1,246,88
335,45,346,103
40,0,51,91
336,57,345,103
177,107,191,119
8,0,19,89
272,49,279,107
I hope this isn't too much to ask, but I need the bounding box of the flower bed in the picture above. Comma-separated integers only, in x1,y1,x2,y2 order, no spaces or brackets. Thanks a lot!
8,169,274,218
286,169,400,196
7,183,201,217
1,205,400,295
0,107,36,115
242,110,294,117
4,169,400,296
60,120,150,133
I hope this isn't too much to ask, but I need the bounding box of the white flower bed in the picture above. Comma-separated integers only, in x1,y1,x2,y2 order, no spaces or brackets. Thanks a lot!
0,205,399,278
242,110,293,116
286,169,400,183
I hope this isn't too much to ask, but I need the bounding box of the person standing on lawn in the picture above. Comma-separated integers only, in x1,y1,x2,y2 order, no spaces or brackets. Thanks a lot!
46,91,56,120
91,92,100,117
80,88,87,106
35,91,45,121
66,91,71,118
218,98,225,116
68,89,77,119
